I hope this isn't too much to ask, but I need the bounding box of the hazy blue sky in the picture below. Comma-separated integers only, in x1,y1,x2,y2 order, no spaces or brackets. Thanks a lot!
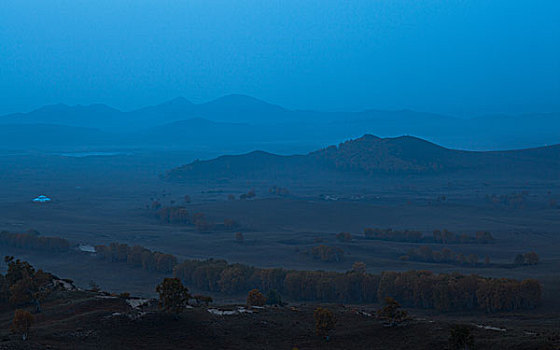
1,0,559,116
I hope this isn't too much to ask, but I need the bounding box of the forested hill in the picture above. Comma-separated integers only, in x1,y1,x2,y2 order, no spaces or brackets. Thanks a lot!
164,134,560,182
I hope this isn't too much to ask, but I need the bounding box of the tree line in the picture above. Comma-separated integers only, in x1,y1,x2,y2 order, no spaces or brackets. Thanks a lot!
95,243,177,273
91,242,541,312
363,228,495,244
402,246,487,266
0,231,70,252
173,258,540,313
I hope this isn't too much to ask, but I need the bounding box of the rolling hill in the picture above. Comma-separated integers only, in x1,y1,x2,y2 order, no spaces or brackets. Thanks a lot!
164,135,560,182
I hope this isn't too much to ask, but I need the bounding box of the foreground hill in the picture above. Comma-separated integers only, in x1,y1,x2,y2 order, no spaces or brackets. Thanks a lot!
0,257,556,349
165,135,560,182
2,295,557,350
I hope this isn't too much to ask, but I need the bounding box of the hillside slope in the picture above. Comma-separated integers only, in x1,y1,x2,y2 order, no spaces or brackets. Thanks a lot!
165,135,560,182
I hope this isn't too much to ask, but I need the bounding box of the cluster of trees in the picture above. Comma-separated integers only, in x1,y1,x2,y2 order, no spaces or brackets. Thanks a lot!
239,189,256,200
0,257,56,311
364,228,423,242
246,289,266,306
95,243,177,273
309,245,345,262
192,213,214,232
269,186,289,196
0,231,70,252
377,270,541,312
155,206,191,224
173,258,541,312
514,251,540,266
363,227,494,244
485,191,528,208
312,298,408,342
155,206,214,232
377,297,409,326
402,246,488,266
432,230,495,244
335,232,353,242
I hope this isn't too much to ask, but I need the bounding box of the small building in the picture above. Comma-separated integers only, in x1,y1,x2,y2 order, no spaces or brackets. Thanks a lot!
32,195,51,203
78,244,96,253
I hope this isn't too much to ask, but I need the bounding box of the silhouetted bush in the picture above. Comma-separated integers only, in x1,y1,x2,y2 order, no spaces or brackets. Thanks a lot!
247,289,266,306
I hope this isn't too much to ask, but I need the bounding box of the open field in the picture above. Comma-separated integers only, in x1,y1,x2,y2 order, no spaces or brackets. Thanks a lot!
0,151,558,308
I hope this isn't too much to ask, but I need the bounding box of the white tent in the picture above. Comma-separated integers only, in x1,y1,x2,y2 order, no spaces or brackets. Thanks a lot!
32,195,51,203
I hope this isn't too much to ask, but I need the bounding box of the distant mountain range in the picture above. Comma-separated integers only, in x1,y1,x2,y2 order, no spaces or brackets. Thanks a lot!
164,134,560,182
1,94,559,151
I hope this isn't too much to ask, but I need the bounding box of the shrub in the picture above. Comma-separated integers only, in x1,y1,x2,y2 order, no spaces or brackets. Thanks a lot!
11,309,33,340
247,289,266,307
235,232,244,243
377,297,408,326
156,278,191,314
449,325,474,350
314,307,336,339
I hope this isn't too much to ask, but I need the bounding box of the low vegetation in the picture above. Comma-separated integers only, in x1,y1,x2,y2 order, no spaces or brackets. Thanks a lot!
513,251,540,265
308,245,345,262
402,246,485,266
363,228,495,244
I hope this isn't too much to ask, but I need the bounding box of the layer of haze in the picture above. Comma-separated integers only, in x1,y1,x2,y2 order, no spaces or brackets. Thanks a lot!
1,0,559,116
